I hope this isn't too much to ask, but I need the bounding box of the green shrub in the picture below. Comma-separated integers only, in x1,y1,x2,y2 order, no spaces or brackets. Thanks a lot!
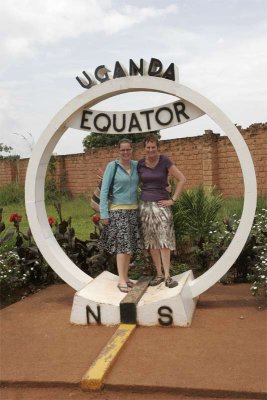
190,208,267,291
0,210,61,307
0,245,60,307
0,202,116,307
172,189,267,297
249,208,267,297
172,185,224,247
250,245,267,297
0,248,24,302
0,183,24,205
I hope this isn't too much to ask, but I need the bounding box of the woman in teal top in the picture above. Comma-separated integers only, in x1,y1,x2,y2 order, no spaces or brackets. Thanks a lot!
99,138,142,293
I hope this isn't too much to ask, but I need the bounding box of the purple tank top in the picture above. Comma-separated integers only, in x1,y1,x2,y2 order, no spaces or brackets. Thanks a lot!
137,154,173,201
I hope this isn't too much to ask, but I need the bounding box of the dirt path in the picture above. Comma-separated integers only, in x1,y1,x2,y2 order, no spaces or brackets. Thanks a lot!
0,283,266,400
0,387,260,400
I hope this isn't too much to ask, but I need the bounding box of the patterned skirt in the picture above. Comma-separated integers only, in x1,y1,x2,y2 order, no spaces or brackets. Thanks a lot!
139,200,176,250
99,209,143,255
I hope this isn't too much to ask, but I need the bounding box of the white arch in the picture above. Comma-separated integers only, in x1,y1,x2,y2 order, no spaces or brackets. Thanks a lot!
25,76,257,296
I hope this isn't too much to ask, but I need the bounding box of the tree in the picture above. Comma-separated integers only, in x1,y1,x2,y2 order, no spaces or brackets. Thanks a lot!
82,131,160,150
0,143,19,160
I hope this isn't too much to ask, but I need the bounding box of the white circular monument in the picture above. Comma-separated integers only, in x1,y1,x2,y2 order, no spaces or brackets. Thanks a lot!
25,62,257,326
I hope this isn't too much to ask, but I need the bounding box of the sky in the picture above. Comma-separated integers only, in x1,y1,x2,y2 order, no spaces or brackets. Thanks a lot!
0,0,266,158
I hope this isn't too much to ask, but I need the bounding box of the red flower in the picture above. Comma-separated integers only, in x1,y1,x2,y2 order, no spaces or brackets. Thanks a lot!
9,213,22,223
92,214,100,225
48,217,55,226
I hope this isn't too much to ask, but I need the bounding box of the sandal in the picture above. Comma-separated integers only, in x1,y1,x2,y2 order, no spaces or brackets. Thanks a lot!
165,276,178,288
149,276,165,286
117,284,130,293
126,280,134,288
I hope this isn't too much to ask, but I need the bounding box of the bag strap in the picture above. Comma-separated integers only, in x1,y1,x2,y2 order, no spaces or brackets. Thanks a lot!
108,161,119,197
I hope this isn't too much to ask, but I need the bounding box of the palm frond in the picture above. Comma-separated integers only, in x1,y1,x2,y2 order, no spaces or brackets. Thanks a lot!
173,185,224,243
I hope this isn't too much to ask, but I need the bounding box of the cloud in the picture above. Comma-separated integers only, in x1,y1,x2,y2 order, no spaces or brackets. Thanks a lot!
0,0,266,156
0,0,178,59
183,34,267,99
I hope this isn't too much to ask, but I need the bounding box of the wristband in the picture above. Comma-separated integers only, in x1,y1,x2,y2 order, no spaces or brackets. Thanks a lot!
171,197,176,202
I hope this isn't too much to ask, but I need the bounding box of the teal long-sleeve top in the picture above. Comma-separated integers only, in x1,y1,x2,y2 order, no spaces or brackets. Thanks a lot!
99,160,139,220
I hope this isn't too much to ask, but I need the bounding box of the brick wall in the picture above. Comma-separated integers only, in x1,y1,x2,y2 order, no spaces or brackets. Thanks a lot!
0,123,266,198
0,159,17,186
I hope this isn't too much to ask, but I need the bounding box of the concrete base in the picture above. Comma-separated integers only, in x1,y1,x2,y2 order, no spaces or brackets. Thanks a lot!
70,270,197,327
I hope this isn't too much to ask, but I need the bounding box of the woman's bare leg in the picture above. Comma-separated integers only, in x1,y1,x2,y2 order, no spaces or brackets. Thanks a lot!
150,248,163,276
160,247,171,278
117,253,131,285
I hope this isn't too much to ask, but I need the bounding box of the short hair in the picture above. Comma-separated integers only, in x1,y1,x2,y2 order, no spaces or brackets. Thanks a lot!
144,133,160,148
118,138,132,148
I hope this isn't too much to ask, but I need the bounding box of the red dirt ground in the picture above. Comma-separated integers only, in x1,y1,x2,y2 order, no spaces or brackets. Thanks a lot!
0,283,266,400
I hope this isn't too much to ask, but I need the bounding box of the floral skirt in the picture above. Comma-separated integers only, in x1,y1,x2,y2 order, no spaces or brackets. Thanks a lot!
99,209,143,255
139,200,176,250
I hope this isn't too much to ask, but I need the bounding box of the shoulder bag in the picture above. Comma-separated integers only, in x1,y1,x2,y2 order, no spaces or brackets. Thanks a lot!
90,162,118,213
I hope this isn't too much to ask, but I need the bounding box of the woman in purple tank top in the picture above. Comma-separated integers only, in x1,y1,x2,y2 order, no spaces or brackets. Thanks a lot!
137,133,186,288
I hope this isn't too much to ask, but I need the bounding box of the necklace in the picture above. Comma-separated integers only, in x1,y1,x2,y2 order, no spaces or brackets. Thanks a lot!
145,155,160,168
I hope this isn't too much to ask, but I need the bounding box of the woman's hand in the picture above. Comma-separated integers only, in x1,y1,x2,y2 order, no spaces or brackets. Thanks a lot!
101,218,110,225
157,199,174,207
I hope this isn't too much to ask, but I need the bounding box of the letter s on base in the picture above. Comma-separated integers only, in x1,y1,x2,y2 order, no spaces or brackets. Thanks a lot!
158,306,173,326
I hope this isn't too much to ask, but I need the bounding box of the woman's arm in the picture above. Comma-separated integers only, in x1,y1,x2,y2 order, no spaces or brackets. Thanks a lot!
157,164,186,208
169,165,186,201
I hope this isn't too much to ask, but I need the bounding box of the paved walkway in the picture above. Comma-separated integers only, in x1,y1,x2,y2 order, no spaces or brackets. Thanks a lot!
0,283,266,399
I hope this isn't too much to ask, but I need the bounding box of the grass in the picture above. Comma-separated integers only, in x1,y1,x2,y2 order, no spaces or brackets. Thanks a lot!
46,197,95,240
0,182,24,206
217,196,267,221
1,196,95,241
217,197,244,220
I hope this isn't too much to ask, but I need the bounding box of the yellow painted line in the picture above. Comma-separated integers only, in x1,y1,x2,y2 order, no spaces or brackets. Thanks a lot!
81,323,136,391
